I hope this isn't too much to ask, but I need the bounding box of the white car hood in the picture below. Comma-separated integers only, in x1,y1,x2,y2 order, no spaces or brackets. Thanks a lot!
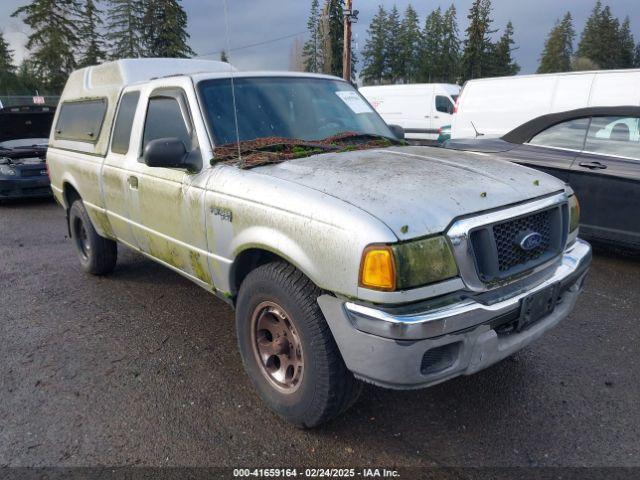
254,146,566,240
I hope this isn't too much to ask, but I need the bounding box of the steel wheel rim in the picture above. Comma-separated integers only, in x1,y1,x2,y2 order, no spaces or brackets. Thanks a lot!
250,301,304,394
73,217,90,259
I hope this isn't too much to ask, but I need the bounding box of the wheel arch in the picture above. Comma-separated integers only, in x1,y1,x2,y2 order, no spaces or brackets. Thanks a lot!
62,181,82,210
229,246,321,301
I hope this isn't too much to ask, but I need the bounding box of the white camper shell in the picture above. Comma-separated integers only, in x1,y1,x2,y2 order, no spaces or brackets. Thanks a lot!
50,58,236,156
451,68,640,140
359,83,460,141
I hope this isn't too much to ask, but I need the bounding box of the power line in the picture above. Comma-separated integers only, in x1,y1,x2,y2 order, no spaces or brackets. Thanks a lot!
196,31,308,58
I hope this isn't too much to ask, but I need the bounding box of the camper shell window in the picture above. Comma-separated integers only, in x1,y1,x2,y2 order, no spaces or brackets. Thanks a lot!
55,99,107,143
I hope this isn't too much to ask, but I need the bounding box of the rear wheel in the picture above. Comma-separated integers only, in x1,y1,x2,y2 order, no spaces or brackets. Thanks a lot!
236,261,361,428
69,199,117,275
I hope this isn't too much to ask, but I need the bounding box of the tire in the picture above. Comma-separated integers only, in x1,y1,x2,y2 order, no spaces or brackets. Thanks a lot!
236,261,362,428
68,199,117,275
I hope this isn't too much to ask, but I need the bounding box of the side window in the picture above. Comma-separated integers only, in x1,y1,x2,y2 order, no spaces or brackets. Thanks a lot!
435,96,454,114
584,116,640,160
55,99,107,143
142,96,192,153
529,118,590,150
111,91,140,154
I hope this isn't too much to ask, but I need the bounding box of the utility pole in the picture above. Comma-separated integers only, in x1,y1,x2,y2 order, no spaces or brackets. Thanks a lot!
342,0,358,82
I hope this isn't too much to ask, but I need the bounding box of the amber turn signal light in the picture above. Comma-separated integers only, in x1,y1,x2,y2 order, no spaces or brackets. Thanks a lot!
359,245,396,291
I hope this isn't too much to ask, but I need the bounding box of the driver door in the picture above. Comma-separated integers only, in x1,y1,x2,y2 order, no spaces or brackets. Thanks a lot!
125,86,214,286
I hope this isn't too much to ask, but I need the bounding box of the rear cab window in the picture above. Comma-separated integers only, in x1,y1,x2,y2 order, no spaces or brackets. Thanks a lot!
111,91,141,154
584,116,640,160
55,99,107,143
528,118,590,151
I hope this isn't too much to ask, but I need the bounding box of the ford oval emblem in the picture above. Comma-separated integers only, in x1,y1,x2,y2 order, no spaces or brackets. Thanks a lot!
518,232,543,251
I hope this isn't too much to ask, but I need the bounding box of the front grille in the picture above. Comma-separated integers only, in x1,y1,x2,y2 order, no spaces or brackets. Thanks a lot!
470,205,567,283
493,209,551,272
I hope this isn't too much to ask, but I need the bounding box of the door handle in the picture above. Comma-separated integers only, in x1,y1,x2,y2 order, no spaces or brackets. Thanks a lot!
434,116,440,119
424,115,430,118
578,161,607,170
127,175,139,189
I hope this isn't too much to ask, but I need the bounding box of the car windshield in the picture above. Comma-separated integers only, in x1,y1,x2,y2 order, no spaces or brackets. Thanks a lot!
0,138,49,149
198,77,397,166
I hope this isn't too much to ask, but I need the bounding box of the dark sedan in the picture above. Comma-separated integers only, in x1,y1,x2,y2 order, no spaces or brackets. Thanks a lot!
445,106,640,249
0,105,55,201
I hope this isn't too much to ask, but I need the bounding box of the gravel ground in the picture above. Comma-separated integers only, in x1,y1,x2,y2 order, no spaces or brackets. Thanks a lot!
1,198,639,472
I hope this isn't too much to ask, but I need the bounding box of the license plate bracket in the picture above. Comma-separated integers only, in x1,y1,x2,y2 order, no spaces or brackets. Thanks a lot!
518,282,561,331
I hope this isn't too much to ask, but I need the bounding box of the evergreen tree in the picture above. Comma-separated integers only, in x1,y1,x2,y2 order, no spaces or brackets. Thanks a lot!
11,0,82,93
597,6,621,68
303,0,323,73
618,17,635,68
78,0,107,67
16,60,41,94
576,1,603,66
361,5,388,85
107,0,146,59
634,43,640,68
397,4,422,83
577,1,621,69
537,12,575,73
0,32,16,77
420,8,443,82
220,50,229,63
460,0,495,81
143,0,195,58
399,5,421,83
439,5,461,83
491,21,520,76
0,32,19,94
323,0,345,78
384,6,403,82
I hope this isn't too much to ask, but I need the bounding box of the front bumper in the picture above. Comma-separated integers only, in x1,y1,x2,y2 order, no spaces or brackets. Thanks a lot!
318,239,591,389
0,176,51,199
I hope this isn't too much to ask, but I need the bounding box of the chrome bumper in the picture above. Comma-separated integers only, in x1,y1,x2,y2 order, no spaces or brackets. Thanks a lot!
317,239,591,390
344,239,592,341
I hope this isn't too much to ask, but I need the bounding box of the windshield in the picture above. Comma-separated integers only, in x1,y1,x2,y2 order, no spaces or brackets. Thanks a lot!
198,77,394,146
0,138,49,149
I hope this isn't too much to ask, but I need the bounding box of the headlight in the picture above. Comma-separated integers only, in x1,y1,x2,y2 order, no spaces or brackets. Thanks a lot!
568,195,580,232
0,165,16,176
359,236,458,291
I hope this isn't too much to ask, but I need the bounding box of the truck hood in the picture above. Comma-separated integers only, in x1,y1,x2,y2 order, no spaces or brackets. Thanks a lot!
253,146,566,240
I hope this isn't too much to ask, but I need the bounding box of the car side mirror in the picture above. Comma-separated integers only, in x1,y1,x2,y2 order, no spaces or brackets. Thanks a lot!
389,124,405,140
143,138,198,171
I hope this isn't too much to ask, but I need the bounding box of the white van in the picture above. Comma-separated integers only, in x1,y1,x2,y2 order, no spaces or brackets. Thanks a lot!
359,83,460,141
451,68,640,139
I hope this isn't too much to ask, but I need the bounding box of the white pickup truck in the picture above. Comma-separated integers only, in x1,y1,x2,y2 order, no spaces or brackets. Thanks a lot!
47,59,591,427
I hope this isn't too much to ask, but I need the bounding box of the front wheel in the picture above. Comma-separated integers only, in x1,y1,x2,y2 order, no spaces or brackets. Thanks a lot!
69,199,117,275
236,262,361,428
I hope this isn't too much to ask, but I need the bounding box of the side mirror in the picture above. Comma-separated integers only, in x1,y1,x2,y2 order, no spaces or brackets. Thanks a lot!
143,137,198,171
388,124,405,140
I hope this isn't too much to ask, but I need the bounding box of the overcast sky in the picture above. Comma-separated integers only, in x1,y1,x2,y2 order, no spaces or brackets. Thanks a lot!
1,0,639,75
